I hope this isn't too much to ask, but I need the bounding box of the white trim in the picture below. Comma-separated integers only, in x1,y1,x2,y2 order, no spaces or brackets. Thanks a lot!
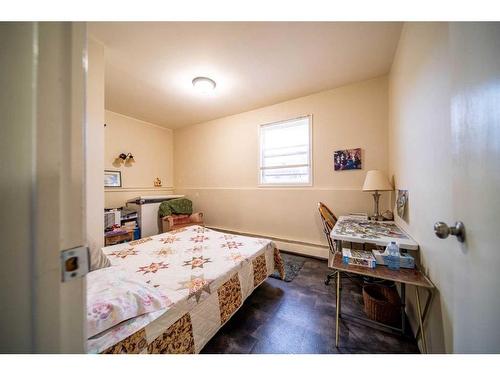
258,114,313,187
257,182,313,188
105,187,174,193
207,226,328,259
274,240,328,259
175,186,365,191
105,109,173,132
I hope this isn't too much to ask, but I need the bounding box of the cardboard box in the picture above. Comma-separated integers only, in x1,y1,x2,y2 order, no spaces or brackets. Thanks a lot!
342,248,376,268
372,249,415,269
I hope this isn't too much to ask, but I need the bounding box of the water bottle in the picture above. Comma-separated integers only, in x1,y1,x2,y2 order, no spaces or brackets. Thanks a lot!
385,241,400,270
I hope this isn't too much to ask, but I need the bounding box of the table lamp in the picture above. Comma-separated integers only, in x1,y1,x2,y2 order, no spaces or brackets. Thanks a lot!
362,170,393,221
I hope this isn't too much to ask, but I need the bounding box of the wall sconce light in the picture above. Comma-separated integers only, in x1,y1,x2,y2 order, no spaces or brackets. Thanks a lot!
114,152,135,167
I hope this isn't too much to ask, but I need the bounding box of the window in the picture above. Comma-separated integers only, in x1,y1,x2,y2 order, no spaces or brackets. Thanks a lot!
259,116,312,186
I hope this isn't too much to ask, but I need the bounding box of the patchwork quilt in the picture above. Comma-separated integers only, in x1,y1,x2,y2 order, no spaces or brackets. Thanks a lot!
86,225,285,354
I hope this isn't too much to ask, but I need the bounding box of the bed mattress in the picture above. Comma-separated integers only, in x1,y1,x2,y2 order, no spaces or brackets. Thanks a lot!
87,225,284,354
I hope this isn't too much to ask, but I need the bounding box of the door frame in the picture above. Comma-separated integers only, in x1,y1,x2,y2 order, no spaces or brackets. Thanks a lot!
35,21,88,353
0,22,88,353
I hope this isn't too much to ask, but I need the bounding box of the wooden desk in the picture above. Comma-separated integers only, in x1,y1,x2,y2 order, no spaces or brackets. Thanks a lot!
329,253,434,353
330,216,419,251
104,230,134,246
329,217,432,353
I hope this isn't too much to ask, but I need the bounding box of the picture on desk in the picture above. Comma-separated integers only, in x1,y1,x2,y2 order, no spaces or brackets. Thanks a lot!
333,148,362,171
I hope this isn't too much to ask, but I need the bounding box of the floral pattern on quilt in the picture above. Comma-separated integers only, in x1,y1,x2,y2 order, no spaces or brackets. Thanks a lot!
109,248,138,259
136,262,169,275
152,247,175,258
129,237,152,246
147,313,195,354
192,226,208,233
274,247,286,280
217,273,242,324
177,274,213,303
221,241,244,250
190,235,209,243
90,226,283,354
225,252,246,264
159,236,180,244
220,234,237,240
252,254,267,286
182,256,212,269
102,328,147,354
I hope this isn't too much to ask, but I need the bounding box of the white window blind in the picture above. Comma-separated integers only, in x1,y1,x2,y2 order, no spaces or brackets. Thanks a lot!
259,116,312,185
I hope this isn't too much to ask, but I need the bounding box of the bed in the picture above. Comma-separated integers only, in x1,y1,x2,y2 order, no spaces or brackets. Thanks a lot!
86,225,285,354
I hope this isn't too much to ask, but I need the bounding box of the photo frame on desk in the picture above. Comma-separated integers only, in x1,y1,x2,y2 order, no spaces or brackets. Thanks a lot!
104,170,122,188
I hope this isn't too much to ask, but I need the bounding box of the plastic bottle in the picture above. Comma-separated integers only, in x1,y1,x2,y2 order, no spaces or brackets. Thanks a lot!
385,241,400,270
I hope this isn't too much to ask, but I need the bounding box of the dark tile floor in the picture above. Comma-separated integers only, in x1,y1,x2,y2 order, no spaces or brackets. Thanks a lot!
201,253,420,354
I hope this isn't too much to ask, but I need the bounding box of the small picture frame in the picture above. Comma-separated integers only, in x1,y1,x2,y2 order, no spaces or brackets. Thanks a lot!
396,190,408,218
333,148,362,171
104,170,122,188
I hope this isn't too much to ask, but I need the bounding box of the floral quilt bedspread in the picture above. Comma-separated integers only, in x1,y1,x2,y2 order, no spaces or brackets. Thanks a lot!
87,225,284,354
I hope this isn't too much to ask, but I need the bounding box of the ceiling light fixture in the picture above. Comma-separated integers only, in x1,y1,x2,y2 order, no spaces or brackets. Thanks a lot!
192,76,216,93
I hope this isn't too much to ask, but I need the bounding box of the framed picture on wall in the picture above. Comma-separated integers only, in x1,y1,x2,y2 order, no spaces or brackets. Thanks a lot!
104,170,122,187
396,189,408,218
333,148,362,171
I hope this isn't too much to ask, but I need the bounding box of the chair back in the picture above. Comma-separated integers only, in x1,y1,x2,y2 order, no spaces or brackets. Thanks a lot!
318,202,338,254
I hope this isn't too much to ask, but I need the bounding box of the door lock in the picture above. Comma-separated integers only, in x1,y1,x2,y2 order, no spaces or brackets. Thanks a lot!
61,246,90,282
434,221,466,243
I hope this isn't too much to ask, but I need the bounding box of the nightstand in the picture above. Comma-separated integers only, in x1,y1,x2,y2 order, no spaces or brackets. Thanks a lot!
104,229,134,246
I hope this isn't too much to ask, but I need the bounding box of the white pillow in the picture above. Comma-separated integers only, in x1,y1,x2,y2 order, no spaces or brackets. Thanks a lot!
86,267,168,338
89,246,111,271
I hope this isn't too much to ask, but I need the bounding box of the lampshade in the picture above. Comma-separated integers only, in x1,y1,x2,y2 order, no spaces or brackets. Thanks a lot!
362,170,393,191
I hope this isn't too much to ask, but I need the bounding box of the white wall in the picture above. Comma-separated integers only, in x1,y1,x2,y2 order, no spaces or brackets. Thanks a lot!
389,22,500,353
104,111,174,208
86,37,105,256
174,77,390,257
389,22,451,353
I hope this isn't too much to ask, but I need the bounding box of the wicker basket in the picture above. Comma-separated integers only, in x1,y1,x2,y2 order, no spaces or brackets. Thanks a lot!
362,284,401,326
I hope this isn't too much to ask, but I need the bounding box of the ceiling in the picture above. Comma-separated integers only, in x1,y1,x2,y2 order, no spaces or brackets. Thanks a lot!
89,22,403,129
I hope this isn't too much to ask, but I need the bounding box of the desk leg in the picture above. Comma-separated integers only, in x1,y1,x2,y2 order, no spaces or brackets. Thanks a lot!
335,239,342,253
415,287,428,354
401,283,406,335
415,288,434,340
335,271,341,347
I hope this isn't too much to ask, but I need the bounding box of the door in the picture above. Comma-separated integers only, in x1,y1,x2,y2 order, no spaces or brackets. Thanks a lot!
0,22,87,353
448,23,500,353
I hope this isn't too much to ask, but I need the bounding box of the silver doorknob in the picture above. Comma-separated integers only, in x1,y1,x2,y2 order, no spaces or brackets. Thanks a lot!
434,221,466,242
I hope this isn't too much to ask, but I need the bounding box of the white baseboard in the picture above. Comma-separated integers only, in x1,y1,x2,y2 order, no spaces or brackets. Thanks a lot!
207,226,329,259
273,240,329,259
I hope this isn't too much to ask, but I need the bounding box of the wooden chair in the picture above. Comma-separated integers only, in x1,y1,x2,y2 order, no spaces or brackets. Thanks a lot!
318,202,339,285
158,212,204,233
318,202,367,286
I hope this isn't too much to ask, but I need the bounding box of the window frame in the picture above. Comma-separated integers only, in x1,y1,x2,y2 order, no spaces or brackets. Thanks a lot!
258,115,313,187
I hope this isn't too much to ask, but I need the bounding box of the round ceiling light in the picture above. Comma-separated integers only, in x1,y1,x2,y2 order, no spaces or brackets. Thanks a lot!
192,76,216,93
